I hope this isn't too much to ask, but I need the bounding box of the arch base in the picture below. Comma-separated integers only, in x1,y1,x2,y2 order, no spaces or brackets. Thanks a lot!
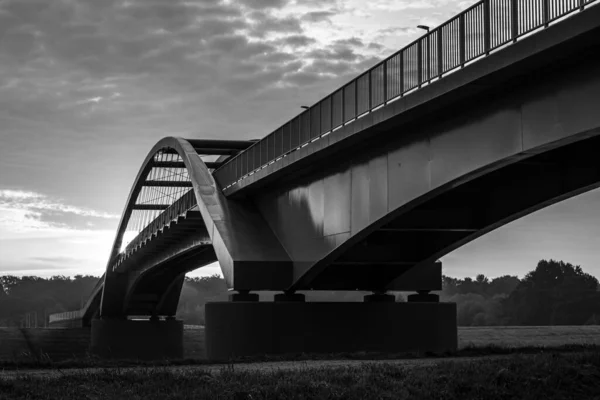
205,301,457,361
91,319,183,360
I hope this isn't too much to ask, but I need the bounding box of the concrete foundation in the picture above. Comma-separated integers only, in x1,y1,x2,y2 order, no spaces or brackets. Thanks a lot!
91,319,183,360
205,301,457,361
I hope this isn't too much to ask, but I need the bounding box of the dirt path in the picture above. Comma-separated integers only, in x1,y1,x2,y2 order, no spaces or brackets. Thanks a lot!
0,355,512,380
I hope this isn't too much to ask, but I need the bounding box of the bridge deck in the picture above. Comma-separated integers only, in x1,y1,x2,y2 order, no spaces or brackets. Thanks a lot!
214,0,599,197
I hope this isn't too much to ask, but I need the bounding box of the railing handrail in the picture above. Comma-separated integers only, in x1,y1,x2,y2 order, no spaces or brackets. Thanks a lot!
119,188,197,259
214,0,598,190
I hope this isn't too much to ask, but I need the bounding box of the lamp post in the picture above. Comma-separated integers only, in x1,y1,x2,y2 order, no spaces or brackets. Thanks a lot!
417,25,431,83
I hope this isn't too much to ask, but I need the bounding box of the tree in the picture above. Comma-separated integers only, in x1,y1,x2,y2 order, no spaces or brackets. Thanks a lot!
504,259,600,325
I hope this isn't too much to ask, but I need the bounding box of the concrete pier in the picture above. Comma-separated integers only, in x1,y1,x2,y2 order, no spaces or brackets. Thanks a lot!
91,319,183,360
205,301,457,361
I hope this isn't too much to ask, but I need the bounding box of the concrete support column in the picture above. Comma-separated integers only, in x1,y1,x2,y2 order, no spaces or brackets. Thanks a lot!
91,318,183,360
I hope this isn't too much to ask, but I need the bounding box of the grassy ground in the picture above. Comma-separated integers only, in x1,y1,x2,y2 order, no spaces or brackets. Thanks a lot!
180,325,600,360
458,326,600,348
2,350,600,399
2,326,600,370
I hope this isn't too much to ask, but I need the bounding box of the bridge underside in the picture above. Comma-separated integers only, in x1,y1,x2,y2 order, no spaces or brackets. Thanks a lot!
312,128,600,291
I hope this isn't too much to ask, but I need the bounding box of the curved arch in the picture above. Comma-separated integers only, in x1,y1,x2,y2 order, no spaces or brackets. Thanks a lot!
99,137,292,318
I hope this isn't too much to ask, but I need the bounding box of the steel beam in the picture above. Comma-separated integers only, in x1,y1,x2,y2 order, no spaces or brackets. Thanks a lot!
143,181,193,187
131,204,170,210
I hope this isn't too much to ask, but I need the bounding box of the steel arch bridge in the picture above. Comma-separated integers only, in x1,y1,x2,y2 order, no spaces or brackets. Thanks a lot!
71,137,293,326
47,0,600,360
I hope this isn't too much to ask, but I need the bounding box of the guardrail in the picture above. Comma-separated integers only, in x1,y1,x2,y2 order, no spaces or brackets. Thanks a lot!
214,0,598,190
48,310,84,324
120,188,197,259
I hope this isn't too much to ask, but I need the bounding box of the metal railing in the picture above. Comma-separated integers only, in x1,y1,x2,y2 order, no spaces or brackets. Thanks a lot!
48,310,83,324
214,0,597,190
118,188,197,261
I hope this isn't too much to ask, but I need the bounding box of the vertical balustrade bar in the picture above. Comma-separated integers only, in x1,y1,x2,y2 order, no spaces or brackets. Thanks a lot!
459,14,466,66
427,35,431,82
383,61,388,103
399,51,404,95
484,0,491,54
342,86,346,123
543,0,549,27
330,95,334,132
417,41,423,86
354,76,358,117
437,28,443,77
511,0,518,41
368,71,372,111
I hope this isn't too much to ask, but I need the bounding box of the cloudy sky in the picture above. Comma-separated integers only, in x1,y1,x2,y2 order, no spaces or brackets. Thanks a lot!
1,0,599,281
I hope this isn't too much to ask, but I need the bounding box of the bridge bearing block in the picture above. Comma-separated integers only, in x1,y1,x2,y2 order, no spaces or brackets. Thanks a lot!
407,291,440,303
274,292,306,302
229,291,259,302
364,293,396,302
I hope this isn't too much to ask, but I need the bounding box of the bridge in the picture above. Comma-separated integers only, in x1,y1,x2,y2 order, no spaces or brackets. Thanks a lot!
50,0,600,360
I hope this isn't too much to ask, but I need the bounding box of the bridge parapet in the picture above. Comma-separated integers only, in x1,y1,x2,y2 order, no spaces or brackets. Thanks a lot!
114,189,198,269
48,310,84,327
214,0,598,193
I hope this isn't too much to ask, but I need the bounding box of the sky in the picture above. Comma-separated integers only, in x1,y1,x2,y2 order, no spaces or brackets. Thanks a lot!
1,0,599,281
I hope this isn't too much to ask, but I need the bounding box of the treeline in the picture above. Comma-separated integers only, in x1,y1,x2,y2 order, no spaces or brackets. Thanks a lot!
0,275,98,327
1,259,599,327
442,260,600,326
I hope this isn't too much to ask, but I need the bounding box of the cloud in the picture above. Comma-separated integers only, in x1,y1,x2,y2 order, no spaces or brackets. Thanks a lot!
29,256,83,264
0,189,119,237
301,10,337,23
0,190,118,220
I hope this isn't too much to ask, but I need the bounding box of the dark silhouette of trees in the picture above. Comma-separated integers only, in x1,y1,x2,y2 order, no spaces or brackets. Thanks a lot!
441,274,519,326
0,275,98,327
1,259,599,327
503,259,600,325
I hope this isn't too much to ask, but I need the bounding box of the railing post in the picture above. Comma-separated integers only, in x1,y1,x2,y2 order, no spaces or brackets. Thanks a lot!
437,28,443,78
459,14,465,67
418,40,423,86
484,0,491,54
511,0,518,42
368,71,372,111
342,87,346,123
330,95,334,131
354,77,358,118
399,50,404,96
543,0,549,27
579,0,585,10
426,34,431,83
383,61,388,103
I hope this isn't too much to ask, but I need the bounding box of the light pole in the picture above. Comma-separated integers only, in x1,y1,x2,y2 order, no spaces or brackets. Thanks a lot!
417,25,431,83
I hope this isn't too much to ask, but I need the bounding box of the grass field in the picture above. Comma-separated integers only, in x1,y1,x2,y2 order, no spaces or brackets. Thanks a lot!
1,350,600,399
2,325,600,366
458,325,600,348
181,325,600,359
